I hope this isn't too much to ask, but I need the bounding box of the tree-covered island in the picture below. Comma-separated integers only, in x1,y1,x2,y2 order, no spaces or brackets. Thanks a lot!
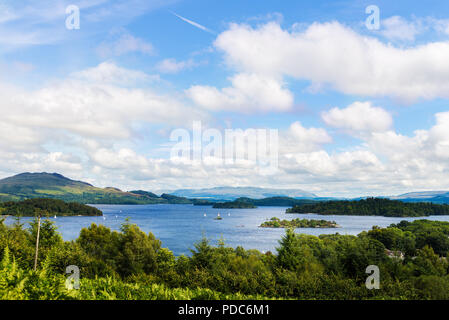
286,198,449,217
260,217,340,228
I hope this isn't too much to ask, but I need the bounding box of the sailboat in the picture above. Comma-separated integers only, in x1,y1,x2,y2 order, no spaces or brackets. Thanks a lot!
214,213,222,220
203,213,207,217
54,215,57,219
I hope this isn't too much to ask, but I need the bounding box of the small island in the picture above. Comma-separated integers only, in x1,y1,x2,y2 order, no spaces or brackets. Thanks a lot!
260,217,340,228
0,198,103,217
212,201,257,209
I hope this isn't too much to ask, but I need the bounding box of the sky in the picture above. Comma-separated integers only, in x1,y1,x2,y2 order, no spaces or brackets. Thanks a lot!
1,0,449,197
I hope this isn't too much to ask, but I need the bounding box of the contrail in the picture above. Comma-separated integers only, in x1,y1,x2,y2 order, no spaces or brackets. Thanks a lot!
170,11,215,34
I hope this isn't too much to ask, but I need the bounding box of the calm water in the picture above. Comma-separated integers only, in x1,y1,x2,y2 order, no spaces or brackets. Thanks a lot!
5,204,449,256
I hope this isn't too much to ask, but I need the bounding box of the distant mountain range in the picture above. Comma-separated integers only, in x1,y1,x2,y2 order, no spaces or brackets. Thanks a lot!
390,191,449,204
169,186,317,200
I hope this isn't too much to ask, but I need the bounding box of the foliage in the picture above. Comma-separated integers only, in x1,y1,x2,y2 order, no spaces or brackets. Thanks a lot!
1,218,449,299
0,198,102,217
260,217,339,228
213,201,257,209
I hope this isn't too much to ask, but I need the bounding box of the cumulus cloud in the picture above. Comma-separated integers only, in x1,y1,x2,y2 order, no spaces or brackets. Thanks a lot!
0,61,208,180
280,121,332,153
3,62,205,141
187,73,293,112
321,101,393,136
212,21,449,102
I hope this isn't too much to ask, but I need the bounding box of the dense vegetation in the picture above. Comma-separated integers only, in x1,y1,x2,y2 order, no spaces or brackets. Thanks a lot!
213,201,257,209
287,198,449,217
0,199,102,217
2,216,449,299
260,217,339,228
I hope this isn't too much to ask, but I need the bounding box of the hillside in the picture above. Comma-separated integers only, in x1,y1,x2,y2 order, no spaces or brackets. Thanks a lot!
0,172,188,205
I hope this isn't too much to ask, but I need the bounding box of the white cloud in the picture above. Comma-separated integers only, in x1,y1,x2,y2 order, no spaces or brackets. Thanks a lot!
212,21,449,102
155,58,197,74
187,73,293,112
380,16,421,41
2,107,449,197
322,101,393,135
0,62,206,141
71,61,158,85
283,150,382,178
280,121,332,153
90,148,150,170
96,33,154,57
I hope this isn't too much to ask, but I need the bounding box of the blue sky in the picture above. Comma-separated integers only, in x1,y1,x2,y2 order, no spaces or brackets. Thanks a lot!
1,0,449,197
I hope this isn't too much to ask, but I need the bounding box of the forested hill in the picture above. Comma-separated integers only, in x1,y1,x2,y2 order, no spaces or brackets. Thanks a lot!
0,198,102,216
204,197,317,208
0,172,190,205
286,197,449,217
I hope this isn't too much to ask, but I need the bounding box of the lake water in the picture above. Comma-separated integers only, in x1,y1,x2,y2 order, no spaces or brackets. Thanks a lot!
4,204,449,256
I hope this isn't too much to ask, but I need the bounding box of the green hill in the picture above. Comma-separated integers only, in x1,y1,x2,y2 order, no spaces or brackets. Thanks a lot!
0,172,189,205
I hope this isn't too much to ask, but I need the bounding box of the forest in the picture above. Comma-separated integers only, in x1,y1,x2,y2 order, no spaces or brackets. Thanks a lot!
0,199,102,217
1,215,449,299
212,200,257,209
286,197,449,217
207,197,316,208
